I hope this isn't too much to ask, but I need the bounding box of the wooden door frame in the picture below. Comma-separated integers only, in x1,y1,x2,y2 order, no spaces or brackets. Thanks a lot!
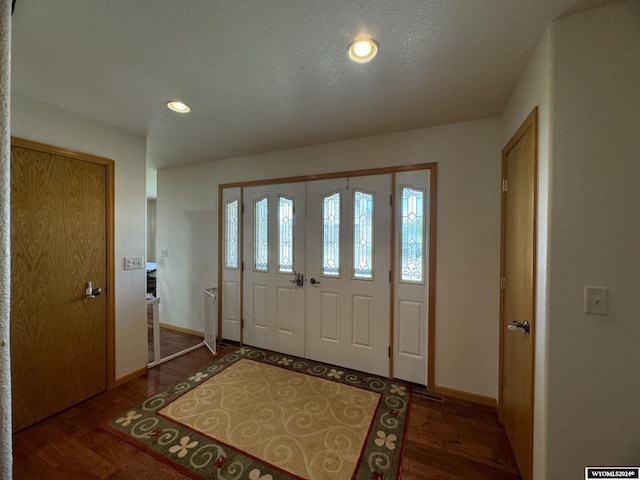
11,137,116,389
217,163,437,389
498,107,538,479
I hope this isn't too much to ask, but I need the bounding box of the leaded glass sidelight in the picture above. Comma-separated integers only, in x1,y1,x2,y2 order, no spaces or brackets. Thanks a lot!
322,192,340,276
401,187,424,282
353,191,373,278
225,198,239,269
254,197,268,271
278,196,293,273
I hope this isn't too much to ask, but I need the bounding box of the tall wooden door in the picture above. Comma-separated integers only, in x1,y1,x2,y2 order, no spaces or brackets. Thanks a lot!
306,175,391,377
499,108,537,480
11,139,112,431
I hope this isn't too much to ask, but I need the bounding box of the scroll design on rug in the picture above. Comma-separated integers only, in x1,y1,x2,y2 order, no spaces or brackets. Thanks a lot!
105,348,411,480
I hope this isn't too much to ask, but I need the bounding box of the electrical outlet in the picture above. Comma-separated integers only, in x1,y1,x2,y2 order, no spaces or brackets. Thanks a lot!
124,256,144,270
161,249,168,257
584,286,609,315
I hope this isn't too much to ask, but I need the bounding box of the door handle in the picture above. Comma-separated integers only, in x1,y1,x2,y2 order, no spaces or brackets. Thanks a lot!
507,320,530,334
309,278,320,285
289,272,304,287
86,281,103,298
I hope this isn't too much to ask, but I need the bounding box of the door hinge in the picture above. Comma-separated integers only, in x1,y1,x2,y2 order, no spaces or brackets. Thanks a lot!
389,270,392,283
502,178,508,192
388,346,391,358
242,203,245,214
501,277,506,290
390,194,393,207
242,261,245,271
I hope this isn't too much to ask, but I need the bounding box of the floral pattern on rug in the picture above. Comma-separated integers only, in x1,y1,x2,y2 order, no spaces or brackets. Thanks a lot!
105,347,411,480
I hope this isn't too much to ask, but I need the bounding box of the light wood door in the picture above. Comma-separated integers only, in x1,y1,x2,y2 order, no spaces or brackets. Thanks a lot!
242,183,306,357
11,141,110,431
306,175,391,377
499,108,537,480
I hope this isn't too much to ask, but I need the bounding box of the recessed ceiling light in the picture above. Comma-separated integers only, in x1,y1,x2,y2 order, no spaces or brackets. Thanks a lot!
166,101,191,113
347,38,379,63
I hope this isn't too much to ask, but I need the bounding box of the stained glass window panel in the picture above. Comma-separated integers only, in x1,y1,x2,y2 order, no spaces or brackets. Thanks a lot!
401,187,424,282
254,197,268,271
278,196,293,273
353,191,373,278
322,192,340,276
225,198,238,269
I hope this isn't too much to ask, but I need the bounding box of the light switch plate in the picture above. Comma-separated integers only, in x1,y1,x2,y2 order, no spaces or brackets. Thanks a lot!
584,286,609,315
124,256,144,270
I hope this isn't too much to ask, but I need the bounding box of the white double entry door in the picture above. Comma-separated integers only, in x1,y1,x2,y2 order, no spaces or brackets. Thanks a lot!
224,172,429,383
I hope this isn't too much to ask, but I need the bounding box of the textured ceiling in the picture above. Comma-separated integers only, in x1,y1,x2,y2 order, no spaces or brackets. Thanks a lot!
10,0,617,169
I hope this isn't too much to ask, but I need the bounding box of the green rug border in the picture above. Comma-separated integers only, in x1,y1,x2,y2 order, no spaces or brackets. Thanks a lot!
104,347,411,480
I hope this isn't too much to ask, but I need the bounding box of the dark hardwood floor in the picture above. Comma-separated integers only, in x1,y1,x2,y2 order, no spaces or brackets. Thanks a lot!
147,303,203,363
12,344,521,479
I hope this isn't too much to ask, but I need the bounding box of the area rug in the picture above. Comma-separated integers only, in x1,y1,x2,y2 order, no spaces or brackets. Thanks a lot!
105,347,411,479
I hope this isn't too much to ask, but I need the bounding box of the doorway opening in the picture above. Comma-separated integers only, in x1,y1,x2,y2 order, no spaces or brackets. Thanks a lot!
146,177,205,366
218,163,437,388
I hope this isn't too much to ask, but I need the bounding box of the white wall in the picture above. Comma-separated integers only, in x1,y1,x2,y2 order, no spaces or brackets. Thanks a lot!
11,94,148,380
157,117,503,398
501,26,552,479
543,1,640,477
146,161,157,198
147,199,157,263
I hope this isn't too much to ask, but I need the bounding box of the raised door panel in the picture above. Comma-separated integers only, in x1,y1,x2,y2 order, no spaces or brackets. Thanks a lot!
352,295,373,348
320,292,340,342
397,300,423,357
